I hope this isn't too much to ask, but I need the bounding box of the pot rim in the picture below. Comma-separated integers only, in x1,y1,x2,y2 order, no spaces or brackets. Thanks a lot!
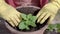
16,6,40,10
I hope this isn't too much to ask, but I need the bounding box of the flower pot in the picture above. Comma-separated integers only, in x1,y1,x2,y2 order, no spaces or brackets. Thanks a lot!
5,22,48,34
4,6,48,34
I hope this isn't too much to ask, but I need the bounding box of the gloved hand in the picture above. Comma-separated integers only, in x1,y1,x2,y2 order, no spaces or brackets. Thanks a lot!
36,0,60,24
0,0,22,27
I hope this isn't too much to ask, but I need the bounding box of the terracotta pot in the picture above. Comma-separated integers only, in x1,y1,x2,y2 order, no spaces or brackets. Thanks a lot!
4,6,48,34
5,22,48,34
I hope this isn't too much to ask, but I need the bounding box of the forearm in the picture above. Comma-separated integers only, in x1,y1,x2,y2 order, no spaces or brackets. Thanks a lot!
42,0,60,14
0,0,18,13
0,0,19,17
50,0,60,8
0,0,10,12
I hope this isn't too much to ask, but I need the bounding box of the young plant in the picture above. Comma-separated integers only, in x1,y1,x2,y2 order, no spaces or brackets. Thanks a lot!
47,23,60,32
18,14,37,30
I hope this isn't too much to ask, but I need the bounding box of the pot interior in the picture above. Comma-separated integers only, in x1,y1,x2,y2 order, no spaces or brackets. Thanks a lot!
16,6,49,32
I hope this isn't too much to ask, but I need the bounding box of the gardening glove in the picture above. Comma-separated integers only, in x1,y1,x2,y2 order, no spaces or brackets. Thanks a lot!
36,0,60,24
0,0,22,27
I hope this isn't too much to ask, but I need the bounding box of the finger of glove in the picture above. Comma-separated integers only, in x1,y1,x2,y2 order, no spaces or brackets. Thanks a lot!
37,11,47,23
36,10,44,18
36,7,46,18
1,15,15,27
40,13,50,24
14,15,20,25
16,11,21,22
6,17,15,27
9,16,18,26
48,15,55,24
8,21,15,27
16,12,22,22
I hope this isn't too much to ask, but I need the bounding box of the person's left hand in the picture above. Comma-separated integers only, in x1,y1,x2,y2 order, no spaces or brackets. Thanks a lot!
36,2,59,24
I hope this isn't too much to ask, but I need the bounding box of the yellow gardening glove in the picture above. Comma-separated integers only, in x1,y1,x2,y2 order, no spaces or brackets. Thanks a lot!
36,0,60,24
0,0,22,27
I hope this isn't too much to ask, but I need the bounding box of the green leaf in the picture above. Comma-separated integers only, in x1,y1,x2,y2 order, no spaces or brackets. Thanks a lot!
25,25,30,30
25,21,36,27
30,22,36,27
25,21,32,25
47,24,57,31
18,22,26,29
18,21,30,30
57,29,60,32
21,13,27,20
31,16,37,22
27,14,32,19
56,24,60,29
47,24,60,32
56,24,60,32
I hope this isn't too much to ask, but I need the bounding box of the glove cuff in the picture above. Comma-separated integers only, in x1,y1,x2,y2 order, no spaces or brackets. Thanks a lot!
43,3,59,14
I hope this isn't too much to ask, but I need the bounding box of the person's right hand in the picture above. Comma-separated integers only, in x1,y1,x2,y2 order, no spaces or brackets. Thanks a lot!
0,0,22,27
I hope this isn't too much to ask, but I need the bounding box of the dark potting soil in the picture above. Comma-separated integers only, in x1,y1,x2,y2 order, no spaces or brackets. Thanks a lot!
16,6,40,15
6,7,49,32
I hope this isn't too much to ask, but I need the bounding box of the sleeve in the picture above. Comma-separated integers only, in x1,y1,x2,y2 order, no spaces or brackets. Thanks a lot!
5,0,16,8
40,0,48,8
